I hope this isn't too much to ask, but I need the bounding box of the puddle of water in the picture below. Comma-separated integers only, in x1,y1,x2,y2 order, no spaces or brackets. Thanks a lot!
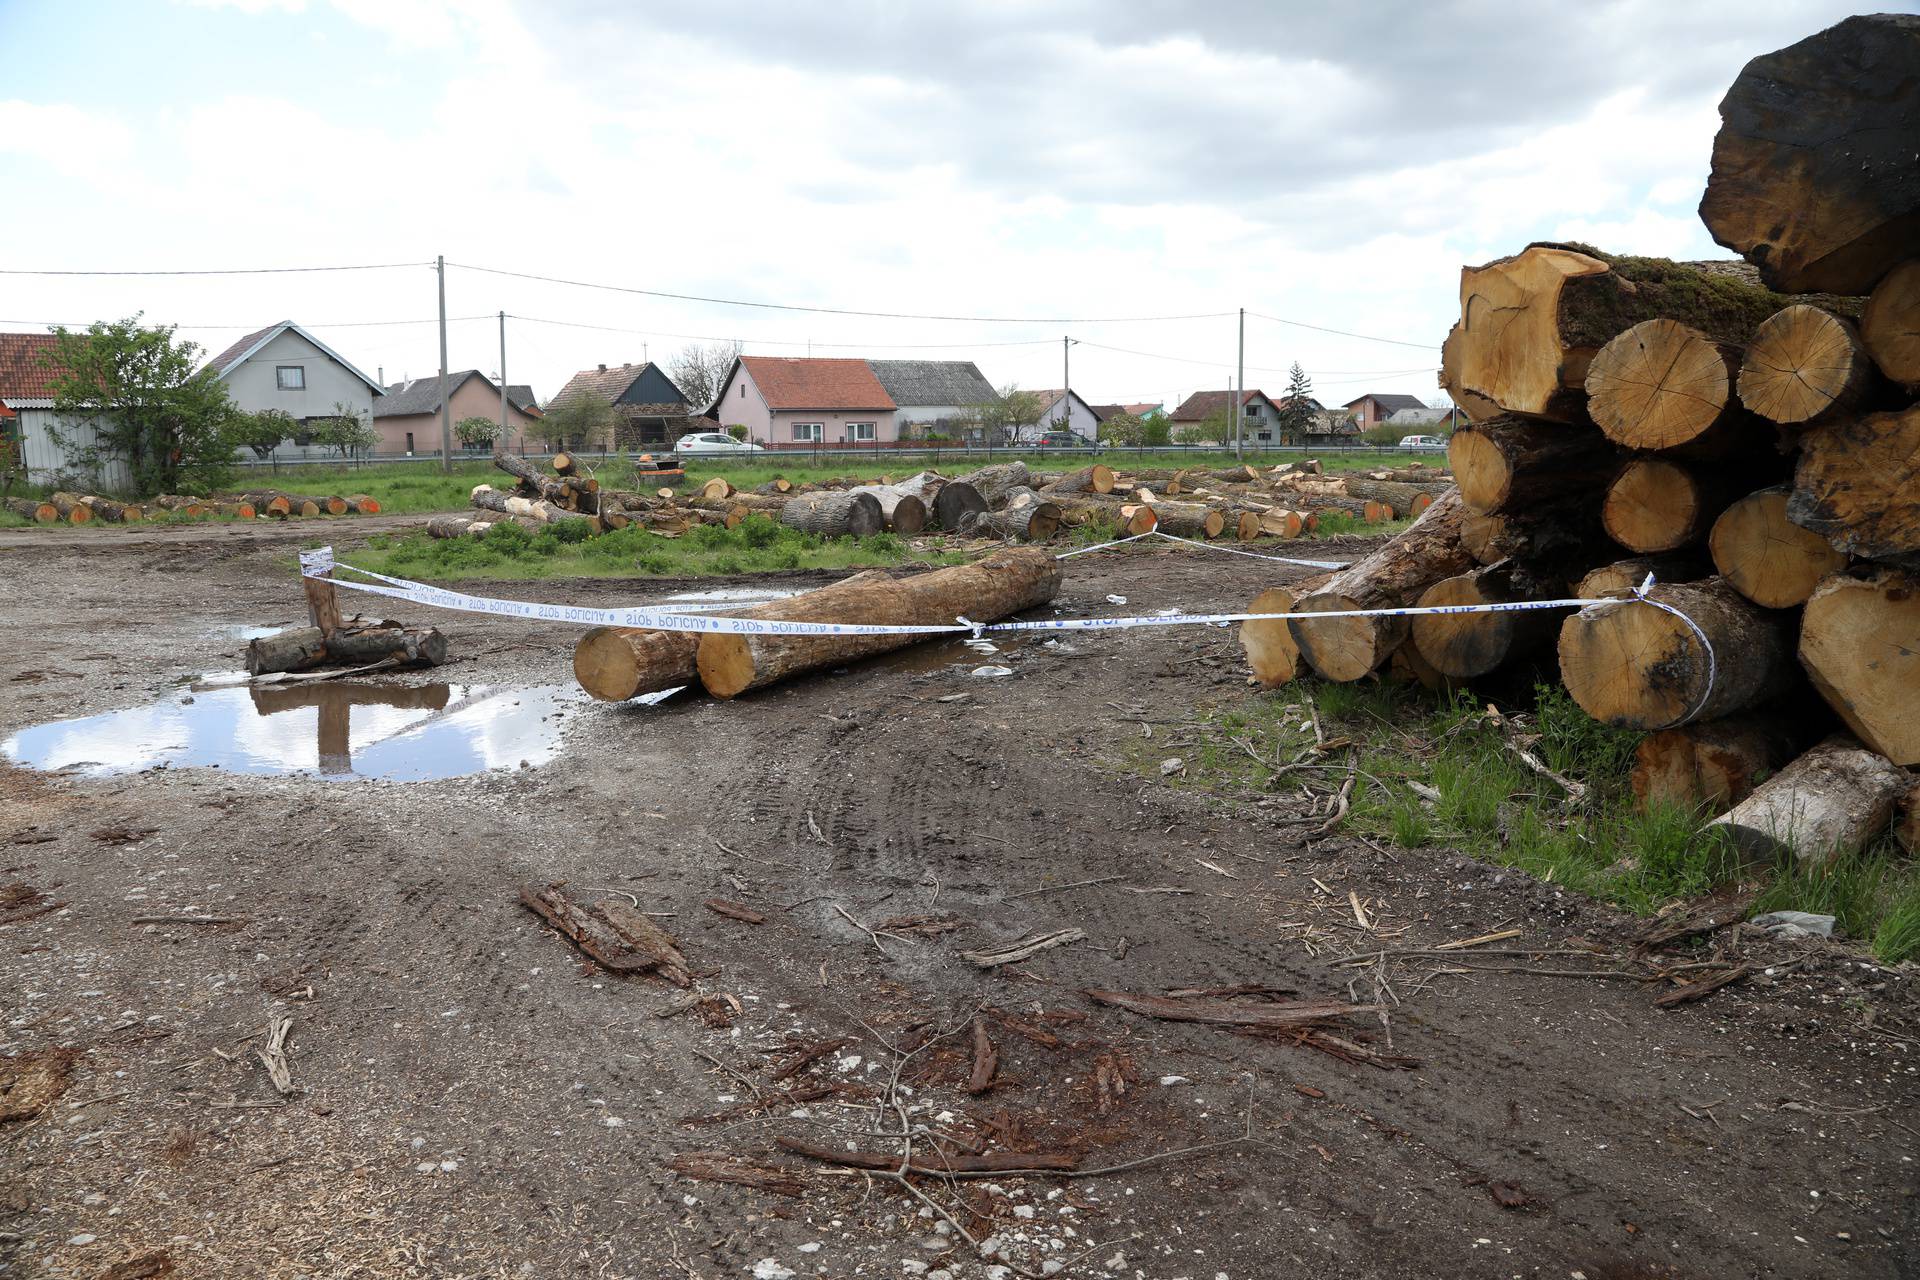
1,681,601,782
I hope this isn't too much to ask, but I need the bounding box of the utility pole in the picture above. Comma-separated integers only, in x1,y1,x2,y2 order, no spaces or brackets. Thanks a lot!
1235,307,1245,461
435,254,452,474
496,310,508,458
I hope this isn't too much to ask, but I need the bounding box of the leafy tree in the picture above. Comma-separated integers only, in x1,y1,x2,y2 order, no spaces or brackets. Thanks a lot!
541,395,617,451
46,315,239,493
1276,362,1316,444
455,415,498,451
1098,411,1145,446
668,340,743,411
1139,409,1172,446
1174,405,1232,445
966,384,1046,443
310,402,377,459
231,408,295,460
725,423,748,441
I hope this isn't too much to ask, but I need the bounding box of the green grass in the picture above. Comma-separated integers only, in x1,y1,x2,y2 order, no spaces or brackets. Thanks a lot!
346,512,967,582
1166,680,1919,961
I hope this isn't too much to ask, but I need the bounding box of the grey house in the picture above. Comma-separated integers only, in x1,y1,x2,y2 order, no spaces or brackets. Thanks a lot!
868,360,995,438
204,321,385,461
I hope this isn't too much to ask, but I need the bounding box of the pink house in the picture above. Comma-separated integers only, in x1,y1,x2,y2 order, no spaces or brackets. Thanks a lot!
712,356,898,446
373,370,542,455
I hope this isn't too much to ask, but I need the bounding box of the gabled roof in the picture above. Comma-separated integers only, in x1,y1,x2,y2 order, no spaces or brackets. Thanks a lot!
867,359,994,407
203,320,385,395
1169,389,1274,421
738,356,894,411
1386,405,1454,425
372,371,540,419
1089,404,1126,421
1342,392,1427,412
550,361,663,412
0,332,64,407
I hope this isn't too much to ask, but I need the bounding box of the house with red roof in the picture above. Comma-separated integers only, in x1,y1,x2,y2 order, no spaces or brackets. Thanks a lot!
0,331,133,489
711,356,898,447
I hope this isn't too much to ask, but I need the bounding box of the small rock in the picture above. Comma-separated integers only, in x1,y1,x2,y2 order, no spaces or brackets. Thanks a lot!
1160,757,1185,776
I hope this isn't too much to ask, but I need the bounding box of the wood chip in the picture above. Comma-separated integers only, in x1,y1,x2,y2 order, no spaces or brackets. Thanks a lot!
667,1152,807,1197
963,928,1086,968
703,898,767,925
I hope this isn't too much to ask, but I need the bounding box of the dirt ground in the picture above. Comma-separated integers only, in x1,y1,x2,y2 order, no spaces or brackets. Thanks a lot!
1,519,1915,1280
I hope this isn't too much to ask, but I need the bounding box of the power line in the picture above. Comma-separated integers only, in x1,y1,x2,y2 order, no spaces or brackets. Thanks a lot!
504,313,1058,351
0,261,431,277
1246,310,1437,350
1076,339,1431,382
447,260,1235,325
0,315,493,331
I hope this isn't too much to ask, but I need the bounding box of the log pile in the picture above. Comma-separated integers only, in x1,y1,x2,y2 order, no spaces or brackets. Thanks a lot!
1239,13,1920,862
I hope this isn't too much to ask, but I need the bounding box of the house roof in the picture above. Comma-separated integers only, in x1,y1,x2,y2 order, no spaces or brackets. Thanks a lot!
373,371,540,419
202,320,385,395
1343,392,1427,412
1089,404,1127,421
1169,389,1272,421
867,359,994,407
739,356,894,411
1123,402,1161,417
0,332,64,407
1386,405,1454,425
550,362,662,412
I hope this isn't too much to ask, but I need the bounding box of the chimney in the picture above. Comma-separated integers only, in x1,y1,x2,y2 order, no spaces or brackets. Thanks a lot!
598,363,607,373
378,366,384,384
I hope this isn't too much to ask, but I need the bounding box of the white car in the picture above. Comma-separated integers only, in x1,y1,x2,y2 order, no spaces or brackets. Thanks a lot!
674,431,765,457
1397,434,1446,452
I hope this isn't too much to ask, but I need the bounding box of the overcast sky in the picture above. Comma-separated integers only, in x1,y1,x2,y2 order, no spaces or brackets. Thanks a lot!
0,0,1887,413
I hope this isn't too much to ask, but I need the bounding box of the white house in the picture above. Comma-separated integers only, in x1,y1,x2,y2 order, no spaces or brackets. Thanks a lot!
204,320,386,461
867,360,996,438
0,331,132,489
1022,388,1101,443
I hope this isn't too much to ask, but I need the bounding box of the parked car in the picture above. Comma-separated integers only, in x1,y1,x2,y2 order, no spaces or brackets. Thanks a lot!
674,431,765,457
1034,431,1091,448
1397,434,1447,452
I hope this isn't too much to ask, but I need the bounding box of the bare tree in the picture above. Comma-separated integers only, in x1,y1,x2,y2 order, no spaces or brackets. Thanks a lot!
668,341,743,413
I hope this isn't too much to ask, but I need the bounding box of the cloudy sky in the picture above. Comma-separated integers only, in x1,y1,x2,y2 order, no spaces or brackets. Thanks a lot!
0,0,1882,413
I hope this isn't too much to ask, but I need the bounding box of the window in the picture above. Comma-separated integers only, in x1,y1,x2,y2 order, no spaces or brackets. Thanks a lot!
275,365,306,391
738,384,745,398
405,432,415,454
792,422,823,443
848,422,875,442
1257,430,1272,441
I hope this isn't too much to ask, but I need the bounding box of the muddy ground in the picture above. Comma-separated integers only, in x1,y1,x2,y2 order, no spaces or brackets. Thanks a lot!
1,519,1915,1280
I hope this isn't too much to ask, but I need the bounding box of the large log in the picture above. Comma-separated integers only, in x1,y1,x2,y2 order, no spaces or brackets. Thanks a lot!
1454,244,1798,423
951,461,1030,509
1584,319,1745,451
470,484,588,527
1408,561,1562,679
1574,555,1708,600
1788,405,1920,567
244,622,448,676
778,490,884,538
960,503,1062,542
1631,714,1800,815
1448,416,1615,515
4,497,58,524
240,490,293,517
427,515,491,539
47,492,95,523
1459,510,1509,565
1797,567,1920,765
848,485,928,534
696,548,1062,699
573,571,892,702
1339,476,1446,512
1861,258,1920,392
1698,13,1920,294
1705,736,1908,864
1557,577,1795,730
1040,464,1116,496
1146,502,1224,540
1601,458,1727,553
498,451,595,512
1709,486,1849,608
1288,490,1473,682
1438,322,1503,423
1737,306,1875,426
1239,575,1334,688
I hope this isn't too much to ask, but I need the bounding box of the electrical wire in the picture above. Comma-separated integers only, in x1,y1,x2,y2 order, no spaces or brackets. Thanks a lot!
0,261,431,277
1076,339,1432,382
504,313,1059,351
1246,310,1437,349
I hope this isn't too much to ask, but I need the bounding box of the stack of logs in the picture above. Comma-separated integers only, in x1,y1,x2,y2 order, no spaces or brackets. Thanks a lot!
4,489,382,524
1241,12,1920,862
431,453,1436,545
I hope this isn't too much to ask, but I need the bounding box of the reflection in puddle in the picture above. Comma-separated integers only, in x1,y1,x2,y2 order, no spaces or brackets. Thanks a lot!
2,682,604,781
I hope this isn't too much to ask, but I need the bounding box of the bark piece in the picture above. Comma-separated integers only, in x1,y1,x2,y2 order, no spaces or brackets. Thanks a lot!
704,898,767,925
1558,577,1795,730
961,927,1085,968
519,883,690,985
1737,306,1874,426
778,490,884,538
1709,486,1849,607
1084,989,1373,1031
0,1047,76,1120
1789,405,1920,567
1861,258,1920,391
1585,319,1743,450
1705,736,1907,863
667,1152,807,1197
774,1136,1077,1175
1408,561,1561,679
966,1015,998,1095
1698,13,1920,294
1448,416,1615,515
1630,715,1800,815
1798,567,1920,764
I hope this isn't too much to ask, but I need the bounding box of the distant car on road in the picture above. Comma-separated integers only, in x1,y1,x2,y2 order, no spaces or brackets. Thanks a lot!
1034,431,1092,448
674,431,765,457
1397,434,1447,452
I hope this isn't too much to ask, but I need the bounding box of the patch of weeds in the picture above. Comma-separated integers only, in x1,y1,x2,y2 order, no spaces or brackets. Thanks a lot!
1755,843,1920,961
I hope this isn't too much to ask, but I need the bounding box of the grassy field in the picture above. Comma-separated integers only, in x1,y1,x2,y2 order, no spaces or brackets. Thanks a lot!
1147,679,1920,963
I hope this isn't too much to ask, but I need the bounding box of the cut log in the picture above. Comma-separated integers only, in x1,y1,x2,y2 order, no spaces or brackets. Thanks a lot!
754,477,792,495
47,492,94,523
952,461,1030,509
932,480,987,531
1797,567,1920,765
1601,458,1726,553
4,498,58,524
1221,507,1265,542
1584,319,1744,450
1861,258,1920,392
427,515,491,538
1288,490,1473,682
778,490,884,538
498,453,596,513
1146,502,1225,540
1339,476,1449,512
1574,555,1708,600
1239,574,1333,688
1698,13,1920,294
240,491,293,517
699,477,733,500
1709,486,1849,607
1408,561,1562,679
470,484,586,526
848,484,928,534
1737,306,1874,426
1788,405,1920,567
1557,577,1794,730
1455,243,1798,423
1448,417,1616,515
243,622,447,676
76,495,130,522
961,503,1061,542
1630,714,1800,815
551,452,578,476
1459,511,1509,565
696,548,1061,699
1705,736,1908,864
1439,322,1503,423
1041,464,1115,496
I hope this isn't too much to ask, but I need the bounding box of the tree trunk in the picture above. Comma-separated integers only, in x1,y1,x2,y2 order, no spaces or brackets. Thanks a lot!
1861,258,1920,392
848,485,928,534
1041,464,1115,496
1455,243,1801,423
46,493,94,523
572,571,895,702
1709,485,1850,607
1408,561,1562,678
1448,416,1616,514
1557,577,1795,729
1788,404,1920,567
1737,306,1875,425
1439,321,1504,423
778,490,884,538
696,548,1062,699
1705,736,1908,864
345,495,381,514
961,503,1062,542
1339,477,1446,512
1147,502,1225,540
1574,554,1708,599
1798,566,1920,764
427,515,490,538
1601,457,1729,553
1459,510,1509,564
1584,318,1744,450
1631,714,1801,815
1289,490,1474,682
932,481,987,531
1240,575,1334,687
240,491,293,516
952,461,1030,508
1219,507,1265,541
4,498,57,524
1698,14,1920,294
470,484,588,526
755,477,792,495
245,622,447,675
77,495,129,522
